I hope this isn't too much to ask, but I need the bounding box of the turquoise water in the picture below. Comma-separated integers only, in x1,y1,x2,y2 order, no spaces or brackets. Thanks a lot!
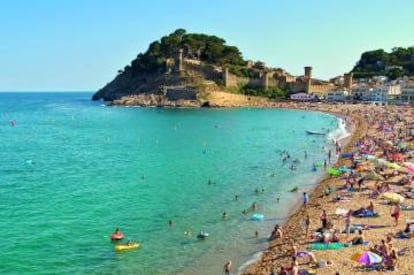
0,93,341,274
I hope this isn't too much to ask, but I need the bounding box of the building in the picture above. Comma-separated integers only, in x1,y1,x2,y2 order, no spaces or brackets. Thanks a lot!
290,93,317,101
325,90,347,102
371,84,401,103
400,85,414,104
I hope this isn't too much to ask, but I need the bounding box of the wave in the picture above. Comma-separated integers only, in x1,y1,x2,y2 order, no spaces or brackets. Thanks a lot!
327,117,350,143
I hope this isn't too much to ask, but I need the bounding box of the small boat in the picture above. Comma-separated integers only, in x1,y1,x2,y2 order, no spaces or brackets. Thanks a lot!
306,130,326,135
114,242,140,252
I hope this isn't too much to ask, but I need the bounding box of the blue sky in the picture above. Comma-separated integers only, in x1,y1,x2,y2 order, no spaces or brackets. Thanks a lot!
0,0,413,91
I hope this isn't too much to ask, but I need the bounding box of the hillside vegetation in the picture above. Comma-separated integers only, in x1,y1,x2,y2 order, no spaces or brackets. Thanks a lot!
92,29,250,101
351,47,414,79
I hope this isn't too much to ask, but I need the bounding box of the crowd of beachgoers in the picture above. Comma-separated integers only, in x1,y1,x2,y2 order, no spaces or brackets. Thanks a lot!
242,103,414,275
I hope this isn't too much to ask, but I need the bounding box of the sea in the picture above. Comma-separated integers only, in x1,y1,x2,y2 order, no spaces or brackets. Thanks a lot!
0,92,348,275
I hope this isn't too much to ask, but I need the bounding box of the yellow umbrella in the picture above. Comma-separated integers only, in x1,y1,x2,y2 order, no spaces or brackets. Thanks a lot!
385,162,401,169
380,192,404,203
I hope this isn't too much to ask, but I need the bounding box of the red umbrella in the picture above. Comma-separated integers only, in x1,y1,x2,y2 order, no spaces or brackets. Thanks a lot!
390,154,405,161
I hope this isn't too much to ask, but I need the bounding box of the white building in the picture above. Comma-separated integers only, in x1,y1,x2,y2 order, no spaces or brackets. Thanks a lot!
290,93,317,101
371,84,401,103
400,85,414,104
325,90,347,102
351,84,373,101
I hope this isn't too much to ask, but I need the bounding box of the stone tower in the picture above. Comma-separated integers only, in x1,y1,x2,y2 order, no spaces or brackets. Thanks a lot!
304,66,312,93
344,73,353,90
223,67,230,88
304,66,312,80
262,70,269,90
174,49,184,72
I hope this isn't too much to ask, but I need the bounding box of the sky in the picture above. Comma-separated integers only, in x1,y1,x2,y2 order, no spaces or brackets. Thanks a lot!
0,0,413,91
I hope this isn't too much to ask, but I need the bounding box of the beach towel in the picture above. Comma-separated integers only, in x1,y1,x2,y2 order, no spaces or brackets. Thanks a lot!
310,242,345,250
401,205,414,211
352,209,378,218
352,224,387,230
354,212,379,218
344,241,369,247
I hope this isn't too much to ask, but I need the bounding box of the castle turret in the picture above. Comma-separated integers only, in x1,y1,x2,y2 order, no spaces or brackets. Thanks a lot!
304,66,312,93
223,67,229,88
262,71,269,90
174,49,184,72
344,73,353,90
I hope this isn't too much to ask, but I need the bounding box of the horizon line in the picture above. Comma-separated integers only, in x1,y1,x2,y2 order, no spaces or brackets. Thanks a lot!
0,90,95,93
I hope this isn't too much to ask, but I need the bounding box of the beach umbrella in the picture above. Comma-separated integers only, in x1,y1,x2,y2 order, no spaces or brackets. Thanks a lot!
363,171,385,181
380,192,404,204
390,153,405,161
406,165,414,174
385,162,401,169
351,251,382,265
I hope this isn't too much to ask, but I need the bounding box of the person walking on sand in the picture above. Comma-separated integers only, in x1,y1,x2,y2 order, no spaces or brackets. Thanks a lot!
392,202,401,227
224,260,232,275
303,192,309,207
345,209,352,237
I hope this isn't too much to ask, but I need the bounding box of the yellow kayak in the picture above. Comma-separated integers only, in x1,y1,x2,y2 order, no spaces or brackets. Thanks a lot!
114,242,140,252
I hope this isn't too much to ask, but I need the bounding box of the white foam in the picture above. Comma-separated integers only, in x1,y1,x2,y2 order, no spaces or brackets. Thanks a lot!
327,118,350,143
237,251,264,275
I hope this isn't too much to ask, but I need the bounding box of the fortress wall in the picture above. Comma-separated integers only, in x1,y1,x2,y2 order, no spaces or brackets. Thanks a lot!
268,78,278,88
309,84,334,95
183,63,222,80
165,88,198,100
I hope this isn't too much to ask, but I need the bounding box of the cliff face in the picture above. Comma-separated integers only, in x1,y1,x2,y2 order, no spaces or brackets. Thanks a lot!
92,29,246,102
92,70,169,101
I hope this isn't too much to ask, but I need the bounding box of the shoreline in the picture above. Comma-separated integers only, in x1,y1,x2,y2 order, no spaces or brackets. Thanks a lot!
241,103,367,275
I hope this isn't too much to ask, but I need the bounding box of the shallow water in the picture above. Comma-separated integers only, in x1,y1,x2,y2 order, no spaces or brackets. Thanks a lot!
0,92,344,274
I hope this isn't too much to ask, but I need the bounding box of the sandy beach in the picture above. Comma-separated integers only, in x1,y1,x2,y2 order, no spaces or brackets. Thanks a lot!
243,103,414,275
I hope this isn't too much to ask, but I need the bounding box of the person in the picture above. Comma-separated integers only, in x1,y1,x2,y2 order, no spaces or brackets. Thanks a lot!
269,224,283,240
224,260,232,275
222,211,228,219
320,209,328,229
290,241,317,265
379,239,389,257
344,209,352,237
111,228,124,240
392,202,401,226
367,201,374,212
291,257,299,275
330,229,340,243
303,192,309,207
168,220,174,227
351,229,365,245
384,249,398,271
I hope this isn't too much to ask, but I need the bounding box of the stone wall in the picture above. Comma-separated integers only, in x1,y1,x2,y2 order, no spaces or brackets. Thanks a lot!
309,83,335,95
165,87,198,100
